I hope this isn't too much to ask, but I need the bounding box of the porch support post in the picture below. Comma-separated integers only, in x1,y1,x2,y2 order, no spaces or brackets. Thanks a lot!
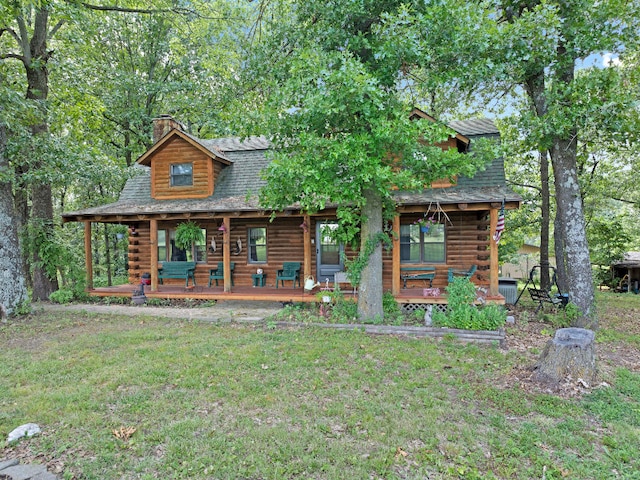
150,219,158,291
392,214,400,296
489,208,499,296
303,214,311,280
84,221,93,291
222,216,231,292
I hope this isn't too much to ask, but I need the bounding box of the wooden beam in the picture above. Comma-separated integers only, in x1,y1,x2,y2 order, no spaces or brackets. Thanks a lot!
223,216,231,292
489,208,499,296
150,219,158,291
303,214,311,280
392,215,400,296
84,221,93,290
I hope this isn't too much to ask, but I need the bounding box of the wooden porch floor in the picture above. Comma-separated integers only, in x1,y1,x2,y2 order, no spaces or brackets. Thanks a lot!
89,283,505,305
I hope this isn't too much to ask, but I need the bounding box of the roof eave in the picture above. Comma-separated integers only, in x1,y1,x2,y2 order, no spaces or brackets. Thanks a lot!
136,129,233,166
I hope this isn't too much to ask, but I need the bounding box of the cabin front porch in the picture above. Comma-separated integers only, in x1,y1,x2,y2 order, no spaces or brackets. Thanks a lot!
88,282,506,306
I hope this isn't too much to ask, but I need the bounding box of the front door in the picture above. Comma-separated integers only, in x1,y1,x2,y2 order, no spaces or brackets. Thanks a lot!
316,221,343,283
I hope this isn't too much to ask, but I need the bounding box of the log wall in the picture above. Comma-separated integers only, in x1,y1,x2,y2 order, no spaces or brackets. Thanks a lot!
126,211,491,289
128,218,310,288
151,137,213,199
127,223,151,284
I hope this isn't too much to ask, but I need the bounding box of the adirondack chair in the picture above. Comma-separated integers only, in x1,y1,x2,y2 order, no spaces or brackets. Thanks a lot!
276,262,301,288
208,262,235,287
447,265,477,284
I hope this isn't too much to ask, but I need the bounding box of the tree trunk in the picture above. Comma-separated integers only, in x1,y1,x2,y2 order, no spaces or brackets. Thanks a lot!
522,35,596,328
0,120,29,318
13,172,31,290
550,134,596,327
539,150,551,290
357,188,384,321
30,183,58,300
547,40,596,327
524,75,553,291
554,212,569,293
20,7,59,300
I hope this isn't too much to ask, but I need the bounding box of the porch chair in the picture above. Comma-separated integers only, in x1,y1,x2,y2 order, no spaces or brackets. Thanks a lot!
208,262,235,287
276,262,301,288
447,265,477,284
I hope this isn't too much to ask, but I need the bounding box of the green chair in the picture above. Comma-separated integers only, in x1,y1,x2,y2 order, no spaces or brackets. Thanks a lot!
276,262,301,288
208,262,235,287
447,265,477,284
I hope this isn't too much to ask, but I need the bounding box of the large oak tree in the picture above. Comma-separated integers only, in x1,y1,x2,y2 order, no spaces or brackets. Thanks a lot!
247,0,492,320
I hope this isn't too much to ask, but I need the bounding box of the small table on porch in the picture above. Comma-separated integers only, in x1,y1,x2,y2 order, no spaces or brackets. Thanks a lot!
252,273,267,287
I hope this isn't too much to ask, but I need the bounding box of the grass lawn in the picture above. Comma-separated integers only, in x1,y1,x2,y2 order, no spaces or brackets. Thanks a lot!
1,292,639,479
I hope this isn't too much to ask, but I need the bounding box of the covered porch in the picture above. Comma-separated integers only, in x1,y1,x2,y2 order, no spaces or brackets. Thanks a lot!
72,206,509,304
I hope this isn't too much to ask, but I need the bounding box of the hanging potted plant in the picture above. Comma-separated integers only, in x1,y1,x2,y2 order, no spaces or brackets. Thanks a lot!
414,216,435,233
174,221,204,251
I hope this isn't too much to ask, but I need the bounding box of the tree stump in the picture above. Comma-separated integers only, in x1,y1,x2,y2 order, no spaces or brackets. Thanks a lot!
534,327,596,385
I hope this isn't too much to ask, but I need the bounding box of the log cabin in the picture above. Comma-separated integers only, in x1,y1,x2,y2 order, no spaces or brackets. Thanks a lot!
62,111,521,309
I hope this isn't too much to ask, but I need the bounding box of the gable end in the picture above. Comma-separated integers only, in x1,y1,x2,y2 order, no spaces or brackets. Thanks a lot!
150,136,215,200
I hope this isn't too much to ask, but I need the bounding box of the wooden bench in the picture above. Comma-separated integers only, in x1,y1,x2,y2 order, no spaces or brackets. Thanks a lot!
158,261,196,287
400,267,436,289
208,262,235,287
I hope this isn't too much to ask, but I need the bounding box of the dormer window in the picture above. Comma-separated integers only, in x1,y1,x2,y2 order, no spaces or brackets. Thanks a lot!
170,163,193,186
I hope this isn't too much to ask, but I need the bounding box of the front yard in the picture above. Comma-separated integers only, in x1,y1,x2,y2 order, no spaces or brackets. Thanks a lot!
1,292,639,479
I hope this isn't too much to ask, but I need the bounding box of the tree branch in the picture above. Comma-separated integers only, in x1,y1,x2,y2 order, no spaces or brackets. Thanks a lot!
15,16,31,64
102,112,140,138
0,53,26,62
49,19,65,39
0,27,20,45
76,2,232,21
610,196,640,205
80,2,176,14
79,2,216,17
507,179,542,192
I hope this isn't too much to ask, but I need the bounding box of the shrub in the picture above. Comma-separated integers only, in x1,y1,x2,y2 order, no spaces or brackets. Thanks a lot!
432,278,506,330
49,288,74,304
317,288,359,323
383,291,403,324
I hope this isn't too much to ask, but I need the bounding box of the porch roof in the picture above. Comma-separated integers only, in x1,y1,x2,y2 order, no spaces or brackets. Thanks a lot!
612,252,640,268
62,177,520,221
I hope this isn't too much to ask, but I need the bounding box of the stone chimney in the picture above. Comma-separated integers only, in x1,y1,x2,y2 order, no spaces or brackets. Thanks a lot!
152,114,183,143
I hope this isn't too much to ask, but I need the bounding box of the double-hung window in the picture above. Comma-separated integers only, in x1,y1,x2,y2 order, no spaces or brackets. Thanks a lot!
170,163,193,186
248,227,267,263
400,223,445,263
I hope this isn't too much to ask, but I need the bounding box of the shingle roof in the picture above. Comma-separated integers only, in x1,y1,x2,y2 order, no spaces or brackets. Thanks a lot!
612,252,640,268
198,136,271,152
62,122,520,220
448,118,499,136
